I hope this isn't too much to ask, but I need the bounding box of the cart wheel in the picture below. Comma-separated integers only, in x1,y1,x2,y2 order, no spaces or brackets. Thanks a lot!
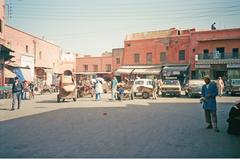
73,98,76,102
63,99,65,102
57,95,60,103
142,92,149,99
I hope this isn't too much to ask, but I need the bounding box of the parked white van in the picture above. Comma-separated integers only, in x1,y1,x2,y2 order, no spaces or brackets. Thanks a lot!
131,79,153,96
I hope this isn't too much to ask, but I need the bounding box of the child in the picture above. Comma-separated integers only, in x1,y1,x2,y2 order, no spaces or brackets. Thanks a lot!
227,100,240,135
117,85,124,101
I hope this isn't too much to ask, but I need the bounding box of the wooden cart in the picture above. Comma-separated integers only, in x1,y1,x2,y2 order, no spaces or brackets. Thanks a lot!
116,81,134,100
57,75,77,102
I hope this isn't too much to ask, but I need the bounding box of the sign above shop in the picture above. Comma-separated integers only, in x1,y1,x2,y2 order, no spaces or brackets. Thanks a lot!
227,64,240,68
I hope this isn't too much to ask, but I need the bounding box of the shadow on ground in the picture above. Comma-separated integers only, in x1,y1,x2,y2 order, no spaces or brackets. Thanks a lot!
0,103,239,158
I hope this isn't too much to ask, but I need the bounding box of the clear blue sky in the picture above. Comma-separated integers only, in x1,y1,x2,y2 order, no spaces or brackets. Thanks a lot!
6,0,240,55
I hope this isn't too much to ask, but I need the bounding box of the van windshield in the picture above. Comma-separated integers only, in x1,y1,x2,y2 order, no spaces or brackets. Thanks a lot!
135,81,144,85
231,79,240,86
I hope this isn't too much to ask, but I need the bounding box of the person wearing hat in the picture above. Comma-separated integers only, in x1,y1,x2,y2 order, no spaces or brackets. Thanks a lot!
11,77,23,111
201,76,220,132
227,100,240,135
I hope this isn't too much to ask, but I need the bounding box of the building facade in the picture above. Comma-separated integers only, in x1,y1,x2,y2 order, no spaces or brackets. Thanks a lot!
75,54,113,80
5,25,62,85
0,0,15,86
122,27,240,81
112,48,124,72
191,28,240,80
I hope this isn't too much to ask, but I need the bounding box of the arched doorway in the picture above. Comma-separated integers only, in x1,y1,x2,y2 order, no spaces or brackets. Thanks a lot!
63,70,73,76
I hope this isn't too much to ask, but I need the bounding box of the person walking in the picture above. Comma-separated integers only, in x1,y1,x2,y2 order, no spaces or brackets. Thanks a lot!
95,80,103,101
201,76,219,132
111,76,118,100
21,80,28,100
29,82,35,99
152,76,158,100
11,77,23,111
217,77,224,96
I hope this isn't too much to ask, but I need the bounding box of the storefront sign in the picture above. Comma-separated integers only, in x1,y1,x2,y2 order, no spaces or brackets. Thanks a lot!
227,64,240,68
197,59,240,65
195,64,211,69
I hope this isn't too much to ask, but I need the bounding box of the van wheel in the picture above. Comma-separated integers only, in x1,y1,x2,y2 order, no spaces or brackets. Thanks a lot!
142,92,149,99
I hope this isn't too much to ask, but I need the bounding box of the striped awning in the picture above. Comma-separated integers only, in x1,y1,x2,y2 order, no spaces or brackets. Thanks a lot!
4,68,16,78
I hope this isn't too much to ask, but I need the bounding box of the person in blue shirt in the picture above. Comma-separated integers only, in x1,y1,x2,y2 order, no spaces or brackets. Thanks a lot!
117,85,124,101
111,77,118,100
201,76,219,132
11,77,23,111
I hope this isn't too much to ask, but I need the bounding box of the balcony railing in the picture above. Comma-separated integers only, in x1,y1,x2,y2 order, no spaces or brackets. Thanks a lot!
197,52,239,60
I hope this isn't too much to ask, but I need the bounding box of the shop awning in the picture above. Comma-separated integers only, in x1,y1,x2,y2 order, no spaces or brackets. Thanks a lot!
115,68,134,75
132,68,161,75
0,44,14,61
4,68,16,78
195,64,211,69
227,64,240,68
12,67,32,82
163,65,189,72
162,65,189,76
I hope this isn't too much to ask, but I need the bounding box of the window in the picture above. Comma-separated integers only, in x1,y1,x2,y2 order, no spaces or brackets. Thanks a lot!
116,58,120,64
83,65,88,72
179,50,185,61
160,52,166,62
93,65,98,72
39,51,42,60
203,49,209,59
216,47,225,59
134,81,144,85
106,64,111,72
134,53,140,64
0,19,2,33
26,45,29,53
232,48,239,58
146,52,152,64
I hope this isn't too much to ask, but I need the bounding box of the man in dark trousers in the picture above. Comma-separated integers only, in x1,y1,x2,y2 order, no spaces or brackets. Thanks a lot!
201,76,219,132
227,100,240,135
11,77,23,111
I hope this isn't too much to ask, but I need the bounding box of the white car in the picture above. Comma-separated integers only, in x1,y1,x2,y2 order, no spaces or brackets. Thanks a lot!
131,79,153,96
161,79,181,97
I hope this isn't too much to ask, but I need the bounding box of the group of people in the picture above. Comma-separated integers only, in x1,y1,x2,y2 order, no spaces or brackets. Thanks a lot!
10,75,240,135
11,77,35,111
92,76,125,101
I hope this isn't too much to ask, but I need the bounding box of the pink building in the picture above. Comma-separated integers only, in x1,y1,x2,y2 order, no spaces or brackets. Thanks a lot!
5,25,62,85
0,0,15,86
112,48,124,72
75,55,113,79
0,0,5,44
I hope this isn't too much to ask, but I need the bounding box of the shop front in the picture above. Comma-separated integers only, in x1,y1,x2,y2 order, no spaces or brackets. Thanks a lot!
114,65,162,81
161,65,189,86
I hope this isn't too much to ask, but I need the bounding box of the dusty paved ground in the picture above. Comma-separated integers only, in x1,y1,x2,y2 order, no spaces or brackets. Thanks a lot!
0,93,240,158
